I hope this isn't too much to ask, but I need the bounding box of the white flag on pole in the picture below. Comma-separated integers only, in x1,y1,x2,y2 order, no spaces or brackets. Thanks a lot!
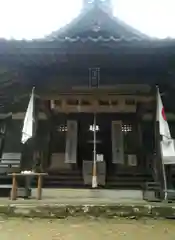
92,114,98,188
156,87,175,164
21,88,35,144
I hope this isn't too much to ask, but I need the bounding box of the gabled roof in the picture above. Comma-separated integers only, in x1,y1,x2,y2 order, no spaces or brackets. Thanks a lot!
46,4,149,41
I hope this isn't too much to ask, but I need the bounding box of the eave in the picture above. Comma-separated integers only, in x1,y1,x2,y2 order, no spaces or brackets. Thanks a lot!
0,38,175,56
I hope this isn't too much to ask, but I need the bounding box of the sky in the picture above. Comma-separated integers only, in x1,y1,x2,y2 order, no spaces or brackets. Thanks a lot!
0,0,174,40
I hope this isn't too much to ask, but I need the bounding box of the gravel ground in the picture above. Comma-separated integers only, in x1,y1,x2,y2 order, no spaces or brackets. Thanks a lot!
0,218,174,239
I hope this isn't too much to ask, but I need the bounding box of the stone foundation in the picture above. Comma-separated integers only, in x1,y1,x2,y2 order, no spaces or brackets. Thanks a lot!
0,203,175,219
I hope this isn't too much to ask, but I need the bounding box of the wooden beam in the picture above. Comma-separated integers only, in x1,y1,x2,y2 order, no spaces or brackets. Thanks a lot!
41,94,154,103
143,113,175,121
54,105,136,113
12,112,47,120
40,87,151,100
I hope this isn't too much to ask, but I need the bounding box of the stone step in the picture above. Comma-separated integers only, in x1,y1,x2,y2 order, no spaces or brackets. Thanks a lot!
43,172,82,179
107,177,153,182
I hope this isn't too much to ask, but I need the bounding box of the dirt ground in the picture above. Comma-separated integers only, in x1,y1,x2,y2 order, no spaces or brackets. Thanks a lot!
0,218,174,240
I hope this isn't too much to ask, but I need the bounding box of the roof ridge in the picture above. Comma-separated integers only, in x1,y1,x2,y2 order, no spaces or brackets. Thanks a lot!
46,3,149,40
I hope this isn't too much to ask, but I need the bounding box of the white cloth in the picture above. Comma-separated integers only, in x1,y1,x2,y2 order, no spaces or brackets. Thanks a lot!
21,88,35,144
160,140,175,164
156,88,171,140
156,87,175,164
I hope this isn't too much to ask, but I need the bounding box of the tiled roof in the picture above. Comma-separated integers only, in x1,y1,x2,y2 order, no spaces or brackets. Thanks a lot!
46,4,149,41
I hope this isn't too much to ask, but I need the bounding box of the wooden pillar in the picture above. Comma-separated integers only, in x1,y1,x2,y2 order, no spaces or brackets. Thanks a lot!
36,120,52,172
166,165,173,189
46,127,53,169
136,103,144,169
21,138,35,171
0,119,7,157
4,118,22,153
137,122,143,169
111,121,124,164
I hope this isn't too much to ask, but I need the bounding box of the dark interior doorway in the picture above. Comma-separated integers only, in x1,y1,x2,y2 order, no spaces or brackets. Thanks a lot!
77,114,94,168
77,113,112,172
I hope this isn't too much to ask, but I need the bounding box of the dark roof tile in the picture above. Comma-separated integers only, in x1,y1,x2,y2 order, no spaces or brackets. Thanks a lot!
46,4,149,41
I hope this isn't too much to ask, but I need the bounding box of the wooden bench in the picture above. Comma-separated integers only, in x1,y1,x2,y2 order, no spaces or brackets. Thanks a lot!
8,173,48,200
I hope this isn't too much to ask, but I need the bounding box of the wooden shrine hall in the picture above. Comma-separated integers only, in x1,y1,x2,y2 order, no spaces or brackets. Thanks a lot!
0,0,175,190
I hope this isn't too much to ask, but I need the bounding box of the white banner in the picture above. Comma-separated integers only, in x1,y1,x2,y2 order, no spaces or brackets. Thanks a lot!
161,139,175,164
21,88,35,144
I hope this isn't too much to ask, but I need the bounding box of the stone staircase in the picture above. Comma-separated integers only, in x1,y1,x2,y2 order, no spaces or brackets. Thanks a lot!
32,169,85,188
0,168,156,190
106,172,154,189
40,171,154,189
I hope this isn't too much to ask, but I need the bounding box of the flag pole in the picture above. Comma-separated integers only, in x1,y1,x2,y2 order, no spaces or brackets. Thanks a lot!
32,86,35,96
156,86,168,200
162,153,168,200
92,113,97,188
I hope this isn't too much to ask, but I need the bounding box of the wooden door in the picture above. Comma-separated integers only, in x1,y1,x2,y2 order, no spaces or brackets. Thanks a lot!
111,121,124,164
65,120,78,163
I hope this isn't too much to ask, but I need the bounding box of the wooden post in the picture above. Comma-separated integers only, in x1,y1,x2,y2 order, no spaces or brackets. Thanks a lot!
136,103,143,168
37,174,42,200
11,174,17,200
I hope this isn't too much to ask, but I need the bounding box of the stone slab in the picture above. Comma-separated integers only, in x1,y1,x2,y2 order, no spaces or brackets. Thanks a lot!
0,202,174,219
0,189,173,219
